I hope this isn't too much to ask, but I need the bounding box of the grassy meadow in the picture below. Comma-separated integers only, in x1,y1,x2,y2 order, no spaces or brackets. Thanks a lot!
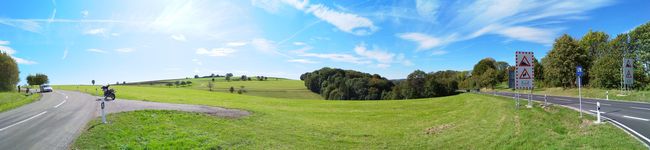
56,85,646,149
0,92,40,112
485,83,650,103
118,77,322,100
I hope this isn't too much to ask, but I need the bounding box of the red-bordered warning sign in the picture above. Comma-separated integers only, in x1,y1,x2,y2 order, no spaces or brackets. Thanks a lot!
623,58,634,85
516,51,534,89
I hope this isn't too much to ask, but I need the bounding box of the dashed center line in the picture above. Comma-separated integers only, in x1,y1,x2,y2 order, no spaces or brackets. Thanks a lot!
555,98,572,101
623,115,650,122
0,111,48,132
54,100,66,108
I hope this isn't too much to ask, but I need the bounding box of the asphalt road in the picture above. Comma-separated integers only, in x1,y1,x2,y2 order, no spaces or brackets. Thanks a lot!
489,91,650,146
0,90,249,149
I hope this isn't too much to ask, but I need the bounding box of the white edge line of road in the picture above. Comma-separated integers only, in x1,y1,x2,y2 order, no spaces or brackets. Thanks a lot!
583,101,612,106
0,111,48,132
485,93,650,148
630,107,650,111
623,115,650,122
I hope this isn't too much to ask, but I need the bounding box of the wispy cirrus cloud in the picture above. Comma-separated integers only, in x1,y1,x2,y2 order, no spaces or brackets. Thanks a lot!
196,48,236,57
254,0,377,36
288,59,318,64
86,48,107,53
115,48,135,53
170,34,187,41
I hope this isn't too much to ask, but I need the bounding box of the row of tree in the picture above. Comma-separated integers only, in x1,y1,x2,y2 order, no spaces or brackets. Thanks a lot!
300,67,460,100
463,21,650,90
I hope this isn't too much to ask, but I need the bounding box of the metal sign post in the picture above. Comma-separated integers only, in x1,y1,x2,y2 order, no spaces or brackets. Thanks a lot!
577,66,583,118
515,51,534,109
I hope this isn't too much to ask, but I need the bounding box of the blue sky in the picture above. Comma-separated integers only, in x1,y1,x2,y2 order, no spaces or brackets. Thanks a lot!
0,0,649,85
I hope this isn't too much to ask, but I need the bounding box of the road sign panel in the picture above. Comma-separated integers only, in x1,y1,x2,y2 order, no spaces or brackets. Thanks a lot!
576,66,583,77
515,51,534,89
623,58,634,85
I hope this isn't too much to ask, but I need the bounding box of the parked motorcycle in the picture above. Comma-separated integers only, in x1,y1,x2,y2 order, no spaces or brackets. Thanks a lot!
101,85,116,100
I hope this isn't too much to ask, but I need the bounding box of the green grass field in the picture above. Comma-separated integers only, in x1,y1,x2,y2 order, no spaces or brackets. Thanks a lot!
121,77,322,100
485,82,650,103
58,85,645,149
0,92,40,112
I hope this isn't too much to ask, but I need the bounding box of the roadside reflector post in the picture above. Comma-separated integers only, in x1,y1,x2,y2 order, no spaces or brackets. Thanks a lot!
544,94,547,106
515,91,519,109
101,98,106,124
606,91,609,100
596,102,602,124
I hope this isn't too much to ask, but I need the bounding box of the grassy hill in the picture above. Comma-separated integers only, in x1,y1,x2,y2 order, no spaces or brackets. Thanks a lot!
56,85,645,149
111,77,322,100
0,92,40,113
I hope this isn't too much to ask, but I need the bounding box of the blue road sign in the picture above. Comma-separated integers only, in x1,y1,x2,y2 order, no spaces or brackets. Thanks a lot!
576,66,583,77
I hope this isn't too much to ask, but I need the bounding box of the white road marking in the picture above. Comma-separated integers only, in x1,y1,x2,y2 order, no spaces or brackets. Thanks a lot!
555,98,572,101
607,117,650,146
0,111,48,132
630,107,650,111
589,110,606,114
54,100,66,108
65,96,68,99
583,101,611,106
623,115,650,122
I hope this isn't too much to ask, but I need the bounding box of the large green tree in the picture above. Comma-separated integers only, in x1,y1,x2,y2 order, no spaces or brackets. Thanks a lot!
579,30,610,60
631,22,650,76
26,74,49,86
543,34,589,88
0,52,20,91
589,34,623,88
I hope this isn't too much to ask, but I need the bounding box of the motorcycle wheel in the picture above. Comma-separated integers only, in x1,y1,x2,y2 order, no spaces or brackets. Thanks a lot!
107,94,116,100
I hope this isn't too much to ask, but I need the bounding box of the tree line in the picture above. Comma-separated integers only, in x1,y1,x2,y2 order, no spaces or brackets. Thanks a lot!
463,21,650,90
300,67,460,100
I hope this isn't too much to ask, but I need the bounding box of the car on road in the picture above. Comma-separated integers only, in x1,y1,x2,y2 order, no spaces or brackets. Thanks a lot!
40,84,53,92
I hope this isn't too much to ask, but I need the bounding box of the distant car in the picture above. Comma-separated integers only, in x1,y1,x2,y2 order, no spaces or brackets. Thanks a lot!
40,84,53,92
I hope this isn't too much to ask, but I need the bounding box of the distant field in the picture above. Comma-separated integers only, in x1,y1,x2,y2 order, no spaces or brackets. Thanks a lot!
119,77,322,100
485,83,650,103
0,92,40,112
60,85,645,149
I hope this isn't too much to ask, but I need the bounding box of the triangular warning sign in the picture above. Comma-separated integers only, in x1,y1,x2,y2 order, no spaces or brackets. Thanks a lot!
519,68,532,79
626,70,633,78
625,61,633,68
519,55,532,67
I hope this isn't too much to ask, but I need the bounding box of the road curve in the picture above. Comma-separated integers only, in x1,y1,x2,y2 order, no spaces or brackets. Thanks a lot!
488,91,650,147
0,90,249,150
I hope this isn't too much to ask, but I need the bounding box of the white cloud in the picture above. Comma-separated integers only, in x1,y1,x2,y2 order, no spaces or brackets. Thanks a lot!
431,50,448,56
115,48,134,53
86,48,107,53
251,38,276,53
83,28,106,35
306,4,378,35
398,32,444,50
495,26,556,44
288,59,317,64
0,19,42,33
0,41,37,64
12,57,37,65
354,43,395,64
300,52,370,64
416,0,440,20
293,42,306,46
62,48,68,60
170,34,187,41
226,42,247,47
196,48,236,57
81,10,89,18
